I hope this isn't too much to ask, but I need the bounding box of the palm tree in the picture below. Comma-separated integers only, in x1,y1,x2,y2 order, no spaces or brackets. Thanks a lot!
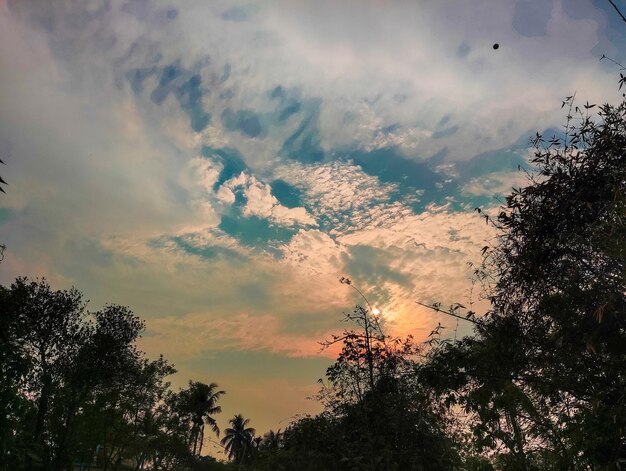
220,414,256,465
261,429,283,453
178,381,225,456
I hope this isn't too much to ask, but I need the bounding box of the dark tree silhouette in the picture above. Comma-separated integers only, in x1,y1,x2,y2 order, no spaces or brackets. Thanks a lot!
221,414,256,465
0,277,231,470
422,93,626,469
177,381,225,457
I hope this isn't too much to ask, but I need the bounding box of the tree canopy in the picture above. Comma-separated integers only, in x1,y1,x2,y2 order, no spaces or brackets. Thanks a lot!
0,278,228,471
421,95,626,469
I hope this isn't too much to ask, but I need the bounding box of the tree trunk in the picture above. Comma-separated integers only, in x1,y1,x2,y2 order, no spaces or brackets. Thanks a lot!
507,407,528,471
31,369,52,470
197,424,204,456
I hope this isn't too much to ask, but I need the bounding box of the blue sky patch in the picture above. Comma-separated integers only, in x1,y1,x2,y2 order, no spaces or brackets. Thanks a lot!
456,148,528,181
342,245,411,287
222,108,264,138
0,207,16,225
432,125,460,139
219,206,296,248
126,67,157,94
222,7,248,22
126,61,211,132
280,98,324,163
174,74,211,132
202,146,248,191
513,0,552,37
268,86,303,122
270,179,304,209
346,148,450,210
456,41,471,58
165,235,247,262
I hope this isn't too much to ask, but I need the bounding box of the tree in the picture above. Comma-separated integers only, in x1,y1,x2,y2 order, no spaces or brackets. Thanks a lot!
0,277,188,471
0,276,238,470
319,303,389,409
422,94,626,469
220,414,256,465
52,304,147,470
252,429,284,471
278,304,461,471
1,157,7,265
71,355,176,470
0,284,32,469
278,414,342,471
259,429,283,454
176,381,225,457
3,278,89,468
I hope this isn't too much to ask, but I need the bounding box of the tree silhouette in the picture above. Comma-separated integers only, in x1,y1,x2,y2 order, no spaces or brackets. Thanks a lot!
0,276,236,470
221,414,256,465
272,303,461,471
177,381,225,457
260,429,283,453
422,93,626,468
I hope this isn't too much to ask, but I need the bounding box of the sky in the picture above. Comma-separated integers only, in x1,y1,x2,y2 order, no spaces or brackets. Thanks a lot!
1,0,625,455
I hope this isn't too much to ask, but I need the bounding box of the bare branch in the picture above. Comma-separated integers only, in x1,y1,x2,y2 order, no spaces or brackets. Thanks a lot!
415,300,485,326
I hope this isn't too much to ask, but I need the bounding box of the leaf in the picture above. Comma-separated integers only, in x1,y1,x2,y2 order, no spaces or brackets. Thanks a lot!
593,303,607,323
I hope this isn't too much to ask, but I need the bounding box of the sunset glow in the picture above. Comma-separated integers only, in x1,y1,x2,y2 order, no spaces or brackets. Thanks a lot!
1,0,624,442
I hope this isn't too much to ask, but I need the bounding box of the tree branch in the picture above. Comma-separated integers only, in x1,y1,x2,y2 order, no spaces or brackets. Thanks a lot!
415,301,485,326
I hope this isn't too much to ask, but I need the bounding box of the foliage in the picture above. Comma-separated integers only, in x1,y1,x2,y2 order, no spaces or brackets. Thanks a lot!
421,95,626,469
250,429,283,470
220,414,256,465
269,305,462,471
0,277,230,471
176,381,225,457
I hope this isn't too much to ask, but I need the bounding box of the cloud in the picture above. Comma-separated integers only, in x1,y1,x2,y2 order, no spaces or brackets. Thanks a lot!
281,229,345,277
462,170,533,197
143,312,326,358
2,0,625,439
274,161,401,235
221,173,317,227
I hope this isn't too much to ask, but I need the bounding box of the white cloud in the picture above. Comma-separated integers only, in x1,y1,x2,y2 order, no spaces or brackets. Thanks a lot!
281,229,345,276
274,161,401,235
272,159,495,339
222,173,317,227
462,170,533,197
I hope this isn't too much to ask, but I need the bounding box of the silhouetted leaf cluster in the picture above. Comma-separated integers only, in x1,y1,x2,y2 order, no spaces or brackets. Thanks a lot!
0,278,233,471
421,92,626,469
